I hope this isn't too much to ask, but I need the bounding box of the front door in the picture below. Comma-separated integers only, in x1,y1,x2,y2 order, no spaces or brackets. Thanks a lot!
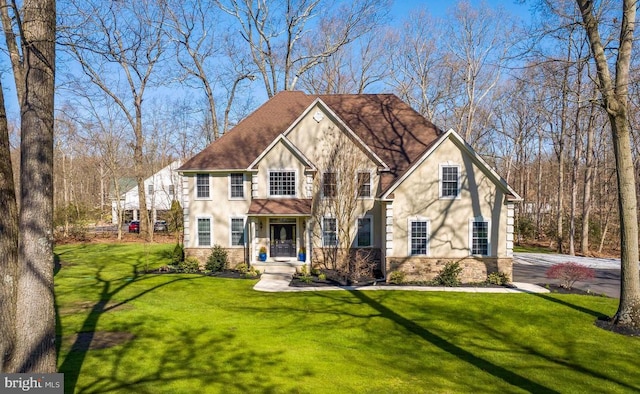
270,223,296,257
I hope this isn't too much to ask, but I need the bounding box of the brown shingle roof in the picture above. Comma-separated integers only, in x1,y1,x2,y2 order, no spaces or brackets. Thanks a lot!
248,199,312,216
179,91,444,195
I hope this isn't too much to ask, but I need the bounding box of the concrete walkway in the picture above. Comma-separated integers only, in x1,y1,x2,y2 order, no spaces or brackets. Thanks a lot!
253,264,549,294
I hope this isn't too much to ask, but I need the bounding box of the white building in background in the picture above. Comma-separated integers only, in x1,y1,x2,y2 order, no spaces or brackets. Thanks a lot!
111,160,183,224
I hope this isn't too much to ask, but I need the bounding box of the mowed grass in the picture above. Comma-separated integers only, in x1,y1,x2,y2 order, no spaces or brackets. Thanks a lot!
55,243,640,393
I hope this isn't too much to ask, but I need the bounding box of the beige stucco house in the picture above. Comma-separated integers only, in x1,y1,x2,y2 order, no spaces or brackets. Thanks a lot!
178,91,521,282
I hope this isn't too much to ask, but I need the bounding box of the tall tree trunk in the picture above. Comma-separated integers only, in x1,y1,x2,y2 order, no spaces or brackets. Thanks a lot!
13,0,57,372
581,107,595,255
577,0,640,328
0,79,19,372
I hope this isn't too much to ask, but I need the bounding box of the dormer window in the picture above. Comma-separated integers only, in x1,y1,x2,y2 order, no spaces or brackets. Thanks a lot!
269,170,296,196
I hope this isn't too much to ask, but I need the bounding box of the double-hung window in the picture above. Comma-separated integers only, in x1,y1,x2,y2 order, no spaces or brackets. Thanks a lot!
356,216,372,247
169,184,175,196
269,171,296,196
409,219,429,255
322,217,337,247
196,174,210,199
148,184,154,195
230,173,244,199
470,219,490,256
230,218,245,246
357,171,371,198
440,165,460,198
197,217,212,247
323,172,336,198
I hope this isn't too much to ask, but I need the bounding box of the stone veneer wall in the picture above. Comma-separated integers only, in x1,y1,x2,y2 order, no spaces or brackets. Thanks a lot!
185,248,247,269
310,248,382,271
386,257,513,283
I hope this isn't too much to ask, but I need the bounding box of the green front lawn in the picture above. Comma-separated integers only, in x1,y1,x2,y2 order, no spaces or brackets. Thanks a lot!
55,243,640,393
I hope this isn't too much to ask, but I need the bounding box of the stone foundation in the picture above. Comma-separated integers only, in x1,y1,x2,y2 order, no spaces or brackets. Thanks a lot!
185,247,247,269
386,257,513,283
310,248,382,272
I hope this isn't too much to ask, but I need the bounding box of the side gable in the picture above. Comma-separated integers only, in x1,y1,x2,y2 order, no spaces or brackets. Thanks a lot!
382,129,522,201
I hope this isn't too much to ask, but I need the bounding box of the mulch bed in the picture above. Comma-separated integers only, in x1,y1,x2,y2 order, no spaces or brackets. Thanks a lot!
537,283,609,297
595,317,640,337
290,275,511,288
147,268,260,279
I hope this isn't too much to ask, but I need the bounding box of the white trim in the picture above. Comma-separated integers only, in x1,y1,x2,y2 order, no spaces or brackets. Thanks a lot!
408,217,430,256
268,169,298,198
282,99,389,170
229,216,247,248
382,129,522,201
196,216,213,247
228,172,246,200
356,170,374,199
247,134,317,172
321,171,338,199
195,173,212,200
322,216,338,247
439,163,461,200
355,215,374,248
469,217,491,257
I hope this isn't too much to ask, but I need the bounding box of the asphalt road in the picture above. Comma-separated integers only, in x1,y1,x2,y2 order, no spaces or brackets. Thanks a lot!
513,253,621,298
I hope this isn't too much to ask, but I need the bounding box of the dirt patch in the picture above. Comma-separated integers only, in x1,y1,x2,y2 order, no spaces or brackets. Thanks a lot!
59,300,134,315
65,331,136,350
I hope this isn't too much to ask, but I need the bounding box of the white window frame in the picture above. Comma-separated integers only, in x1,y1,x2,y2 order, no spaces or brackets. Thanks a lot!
355,215,373,248
408,218,430,256
322,171,337,199
196,216,213,247
230,217,246,247
168,184,175,196
268,169,297,197
148,184,154,195
229,173,245,200
439,164,461,199
322,216,338,247
357,170,373,199
469,217,491,256
195,173,211,200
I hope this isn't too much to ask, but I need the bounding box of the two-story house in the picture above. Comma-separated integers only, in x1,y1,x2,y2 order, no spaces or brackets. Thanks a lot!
178,91,521,282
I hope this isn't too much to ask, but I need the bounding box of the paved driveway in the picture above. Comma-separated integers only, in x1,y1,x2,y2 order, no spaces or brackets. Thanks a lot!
513,253,621,298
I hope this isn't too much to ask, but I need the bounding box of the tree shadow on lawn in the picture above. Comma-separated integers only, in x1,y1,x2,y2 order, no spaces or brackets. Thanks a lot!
347,290,560,393
56,254,206,393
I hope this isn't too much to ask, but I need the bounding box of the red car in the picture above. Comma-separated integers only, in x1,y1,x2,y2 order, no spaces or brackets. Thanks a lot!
128,220,140,233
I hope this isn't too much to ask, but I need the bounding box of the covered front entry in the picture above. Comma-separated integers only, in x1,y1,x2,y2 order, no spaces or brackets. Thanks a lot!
270,219,296,257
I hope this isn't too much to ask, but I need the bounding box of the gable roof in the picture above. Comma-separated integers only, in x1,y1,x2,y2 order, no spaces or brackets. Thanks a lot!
179,91,445,193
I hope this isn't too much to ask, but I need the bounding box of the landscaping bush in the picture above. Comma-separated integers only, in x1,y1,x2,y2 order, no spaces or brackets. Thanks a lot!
171,243,185,264
546,262,595,289
487,272,510,286
236,263,248,274
388,270,406,284
205,245,228,272
430,261,462,287
178,256,201,273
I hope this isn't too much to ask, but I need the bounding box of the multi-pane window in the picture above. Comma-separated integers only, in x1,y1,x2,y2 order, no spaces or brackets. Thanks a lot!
197,218,211,246
196,174,210,199
269,171,296,196
230,173,244,198
169,184,175,196
357,172,371,197
441,166,459,198
148,184,154,195
471,220,489,255
356,217,372,247
410,220,429,255
322,217,337,247
323,172,336,198
231,218,245,246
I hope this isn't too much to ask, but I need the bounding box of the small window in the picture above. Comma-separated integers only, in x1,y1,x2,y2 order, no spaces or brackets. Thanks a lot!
196,174,210,199
230,173,244,199
231,218,245,246
169,184,175,195
269,171,296,196
441,165,459,198
357,172,371,198
410,220,429,255
323,172,336,198
197,218,211,247
356,217,372,247
322,217,337,247
148,184,154,195
471,220,490,256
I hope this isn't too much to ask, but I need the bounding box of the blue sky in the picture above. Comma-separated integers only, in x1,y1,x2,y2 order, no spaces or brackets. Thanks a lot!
390,0,534,22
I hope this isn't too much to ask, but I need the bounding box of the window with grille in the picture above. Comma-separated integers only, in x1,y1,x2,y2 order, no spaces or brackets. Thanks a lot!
441,166,459,198
196,174,210,199
323,217,337,247
230,173,244,198
148,184,154,195
323,172,336,198
231,218,245,246
357,172,371,197
269,171,296,196
169,184,175,196
471,220,489,255
356,217,372,247
410,220,429,255
197,218,211,246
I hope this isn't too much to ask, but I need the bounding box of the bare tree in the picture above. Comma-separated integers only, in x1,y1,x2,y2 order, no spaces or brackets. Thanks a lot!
576,0,640,328
59,0,168,241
